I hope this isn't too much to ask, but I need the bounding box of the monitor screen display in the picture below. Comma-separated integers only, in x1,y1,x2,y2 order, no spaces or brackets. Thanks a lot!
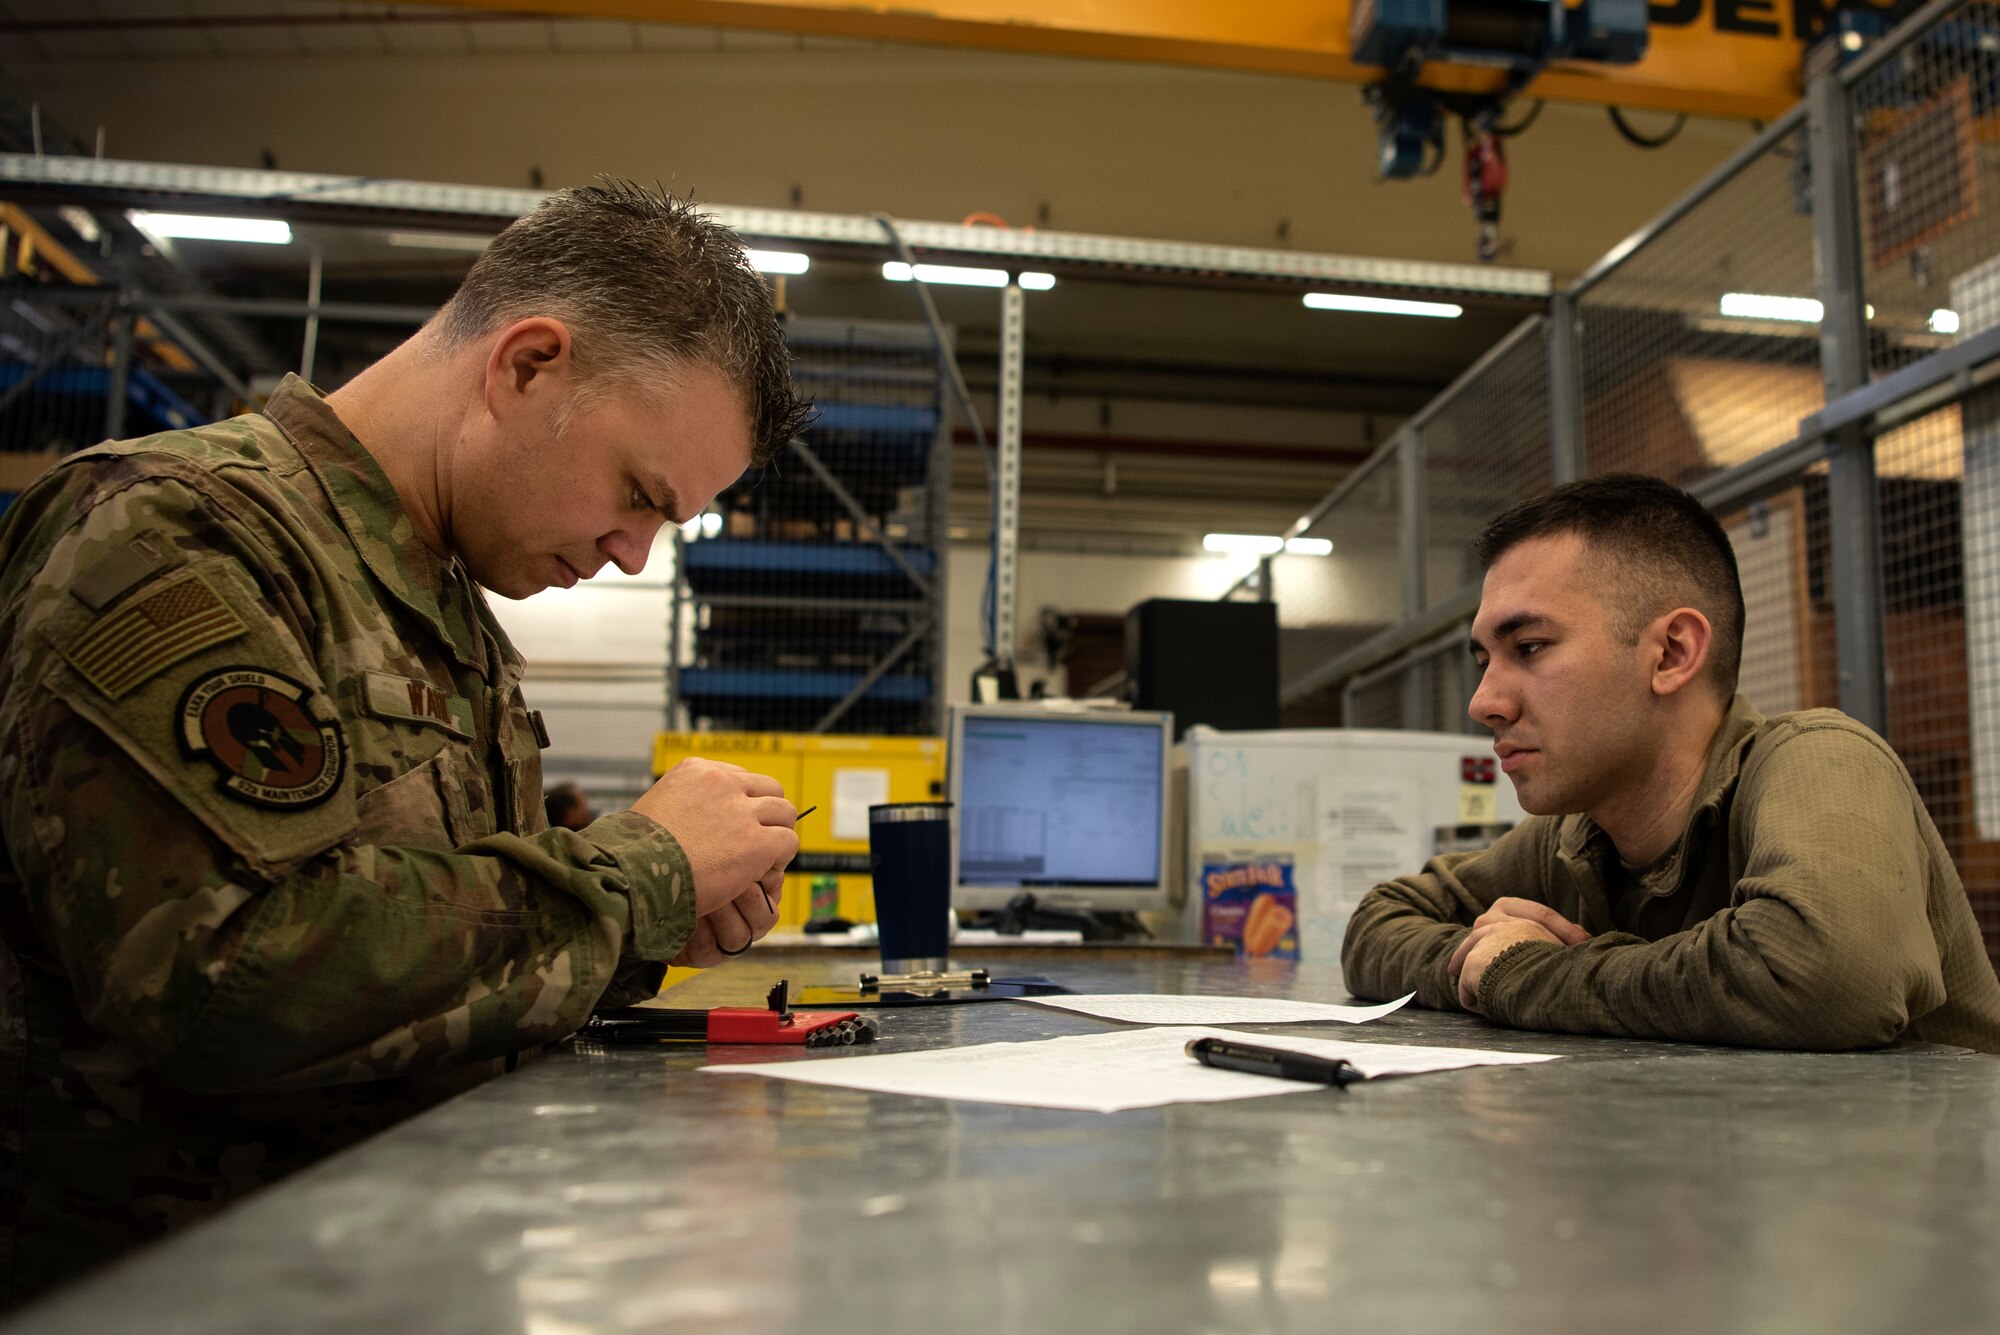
949,706,1171,909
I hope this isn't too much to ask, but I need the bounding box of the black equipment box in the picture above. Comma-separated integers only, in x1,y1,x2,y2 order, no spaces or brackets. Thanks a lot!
1124,598,1279,740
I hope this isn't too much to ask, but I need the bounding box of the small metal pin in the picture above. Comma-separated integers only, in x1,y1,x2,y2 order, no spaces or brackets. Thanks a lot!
762,805,818,913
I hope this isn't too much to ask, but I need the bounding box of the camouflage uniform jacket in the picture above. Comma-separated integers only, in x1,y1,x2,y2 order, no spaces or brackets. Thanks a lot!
0,375,696,1306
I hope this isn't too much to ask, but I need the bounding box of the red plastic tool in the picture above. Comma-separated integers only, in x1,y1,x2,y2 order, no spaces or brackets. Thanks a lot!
579,980,878,1048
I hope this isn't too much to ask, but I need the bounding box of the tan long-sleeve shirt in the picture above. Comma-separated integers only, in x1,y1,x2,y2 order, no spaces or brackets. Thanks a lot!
1342,696,2000,1053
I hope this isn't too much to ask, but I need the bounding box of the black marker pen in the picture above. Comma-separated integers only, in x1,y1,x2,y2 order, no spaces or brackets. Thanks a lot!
1185,1037,1363,1087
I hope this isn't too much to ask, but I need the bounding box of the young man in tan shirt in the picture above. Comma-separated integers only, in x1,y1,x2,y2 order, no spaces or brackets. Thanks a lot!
1342,474,2000,1052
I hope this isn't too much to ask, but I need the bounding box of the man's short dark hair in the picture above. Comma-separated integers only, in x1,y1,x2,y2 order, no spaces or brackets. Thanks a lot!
1474,474,1745,698
433,179,812,465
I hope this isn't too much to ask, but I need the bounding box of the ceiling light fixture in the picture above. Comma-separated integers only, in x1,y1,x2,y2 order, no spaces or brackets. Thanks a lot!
128,211,291,245
1718,292,1822,323
1303,292,1462,318
56,206,100,244
884,261,1007,288
1204,533,1285,555
1718,292,1882,323
747,249,811,275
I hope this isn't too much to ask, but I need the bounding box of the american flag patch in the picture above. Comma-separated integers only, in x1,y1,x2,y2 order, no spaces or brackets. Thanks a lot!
66,570,247,699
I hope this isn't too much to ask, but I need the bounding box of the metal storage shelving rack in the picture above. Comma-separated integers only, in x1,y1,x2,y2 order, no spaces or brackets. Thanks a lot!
669,315,950,736
0,148,1547,752
0,287,209,463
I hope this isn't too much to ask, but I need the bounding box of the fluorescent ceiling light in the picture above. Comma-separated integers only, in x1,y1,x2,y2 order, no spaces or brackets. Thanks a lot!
1931,308,1961,335
883,261,1009,288
881,263,1054,289
56,206,100,244
386,231,492,252
128,210,290,245
1303,292,1462,318
1204,532,1285,555
1718,292,1881,323
1285,537,1334,556
1719,292,1822,322
747,249,810,275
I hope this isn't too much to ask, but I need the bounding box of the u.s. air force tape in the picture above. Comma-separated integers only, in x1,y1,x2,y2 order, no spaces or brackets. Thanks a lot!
178,667,345,809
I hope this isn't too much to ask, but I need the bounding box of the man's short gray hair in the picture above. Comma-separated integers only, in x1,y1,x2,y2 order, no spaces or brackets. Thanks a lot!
431,180,811,464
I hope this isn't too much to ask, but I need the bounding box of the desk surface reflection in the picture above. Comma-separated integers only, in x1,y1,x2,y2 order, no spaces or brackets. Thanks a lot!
10,950,1997,1335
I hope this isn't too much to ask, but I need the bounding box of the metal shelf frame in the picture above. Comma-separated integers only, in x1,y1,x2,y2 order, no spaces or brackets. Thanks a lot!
0,153,1551,303
666,312,954,738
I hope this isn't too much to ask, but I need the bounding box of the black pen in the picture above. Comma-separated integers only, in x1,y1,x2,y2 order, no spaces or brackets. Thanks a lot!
1185,1037,1364,1087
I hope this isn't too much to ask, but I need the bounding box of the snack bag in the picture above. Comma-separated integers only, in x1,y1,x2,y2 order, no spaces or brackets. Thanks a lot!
1200,855,1300,960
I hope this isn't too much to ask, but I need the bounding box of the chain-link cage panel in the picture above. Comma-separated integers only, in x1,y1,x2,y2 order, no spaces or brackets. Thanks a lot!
670,316,948,736
1418,318,1552,606
1848,0,2000,379
1867,402,2000,962
1576,125,1824,486
1219,563,1272,603
1428,635,1483,736
1335,636,1474,735
1404,637,1480,735
1272,445,1404,720
1343,665,1408,730
1716,488,1819,719
0,286,211,476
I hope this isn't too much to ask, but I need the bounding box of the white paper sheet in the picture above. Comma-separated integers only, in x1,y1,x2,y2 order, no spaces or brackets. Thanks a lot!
832,768,891,842
1016,992,1414,1026
699,1026,1560,1113
1304,777,1425,963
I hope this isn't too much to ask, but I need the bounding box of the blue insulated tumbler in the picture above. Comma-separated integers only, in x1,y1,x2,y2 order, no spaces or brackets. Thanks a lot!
868,802,953,973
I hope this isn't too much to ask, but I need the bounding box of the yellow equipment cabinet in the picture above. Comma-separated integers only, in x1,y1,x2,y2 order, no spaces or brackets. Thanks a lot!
650,731,946,928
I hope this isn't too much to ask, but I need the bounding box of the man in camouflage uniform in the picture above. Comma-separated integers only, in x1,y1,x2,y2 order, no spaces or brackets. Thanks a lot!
0,182,812,1306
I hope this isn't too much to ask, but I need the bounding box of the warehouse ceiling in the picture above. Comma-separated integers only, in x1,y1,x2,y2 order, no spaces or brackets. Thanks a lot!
0,0,1765,553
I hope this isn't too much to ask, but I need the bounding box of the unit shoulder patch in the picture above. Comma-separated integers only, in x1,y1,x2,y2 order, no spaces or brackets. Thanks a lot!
178,667,345,809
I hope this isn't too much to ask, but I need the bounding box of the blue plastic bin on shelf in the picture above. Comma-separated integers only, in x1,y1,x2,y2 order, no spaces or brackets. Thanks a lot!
680,540,935,578
676,669,932,702
0,364,208,434
807,403,939,435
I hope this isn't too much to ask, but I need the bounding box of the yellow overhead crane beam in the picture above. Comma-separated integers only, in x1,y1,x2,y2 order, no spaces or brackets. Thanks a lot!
386,0,1883,119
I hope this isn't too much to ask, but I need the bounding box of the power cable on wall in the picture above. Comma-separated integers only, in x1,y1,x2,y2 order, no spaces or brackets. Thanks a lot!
1607,105,1687,149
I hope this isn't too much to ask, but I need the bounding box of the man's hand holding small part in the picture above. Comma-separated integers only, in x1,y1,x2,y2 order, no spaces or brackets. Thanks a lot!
632,757,798,917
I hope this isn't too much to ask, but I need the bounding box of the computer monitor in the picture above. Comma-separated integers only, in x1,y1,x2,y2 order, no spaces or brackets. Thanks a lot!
947,704,1173,912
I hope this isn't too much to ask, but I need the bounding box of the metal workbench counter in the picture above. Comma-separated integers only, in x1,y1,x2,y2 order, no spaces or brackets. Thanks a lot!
9,950,1998,1334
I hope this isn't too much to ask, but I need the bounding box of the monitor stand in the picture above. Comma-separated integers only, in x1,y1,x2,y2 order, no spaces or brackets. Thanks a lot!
975,892,1150,943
